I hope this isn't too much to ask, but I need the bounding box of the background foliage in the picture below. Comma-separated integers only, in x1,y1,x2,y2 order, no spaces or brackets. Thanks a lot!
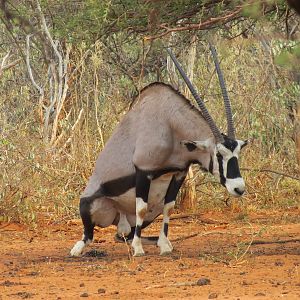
0,0,299,224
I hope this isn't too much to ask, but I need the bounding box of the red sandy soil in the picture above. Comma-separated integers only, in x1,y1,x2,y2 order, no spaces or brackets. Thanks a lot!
0,210,299,299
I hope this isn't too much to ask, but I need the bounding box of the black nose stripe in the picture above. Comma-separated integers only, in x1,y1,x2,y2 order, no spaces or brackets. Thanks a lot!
217,152,226,186
227,157,241,179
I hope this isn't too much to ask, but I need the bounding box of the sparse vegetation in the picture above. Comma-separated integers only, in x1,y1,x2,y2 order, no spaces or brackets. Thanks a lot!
0,1,299,225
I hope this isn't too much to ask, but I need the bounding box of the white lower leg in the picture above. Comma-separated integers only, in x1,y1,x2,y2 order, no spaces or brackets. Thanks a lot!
157,201,175,255
132,197,147,256
70,237,92,256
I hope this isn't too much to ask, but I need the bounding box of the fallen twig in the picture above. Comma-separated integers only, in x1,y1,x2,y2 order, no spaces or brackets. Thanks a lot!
248,238,300,246
157,213,228,225
172,230,242,243
146,281,198,290
0,223,10,230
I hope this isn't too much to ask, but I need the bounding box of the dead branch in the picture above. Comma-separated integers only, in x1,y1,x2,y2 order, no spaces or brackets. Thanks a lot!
172,230,241,243
60,108,84,150
241,167,300,181
145,7,242,40
146,281,199,290
248,238,300,246
25,34,44,97
1,50,10,68
157,213,228,225
0,50,21,77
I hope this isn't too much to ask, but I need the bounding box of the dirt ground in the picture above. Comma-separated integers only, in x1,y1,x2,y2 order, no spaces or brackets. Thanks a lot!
0,210,299,300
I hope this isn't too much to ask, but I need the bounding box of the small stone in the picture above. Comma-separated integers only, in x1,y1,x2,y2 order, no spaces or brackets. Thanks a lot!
79,283,85,287
98,288,106,294
255,292,266,296
275,261,284,266
197,278,211,286
208,293,218,299
80,292,89,297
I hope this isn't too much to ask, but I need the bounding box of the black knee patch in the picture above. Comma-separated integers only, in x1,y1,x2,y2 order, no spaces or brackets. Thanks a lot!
165,175,186,204
135,225,142,238
135,168,151,201
163,223,169,237
79,198,95,242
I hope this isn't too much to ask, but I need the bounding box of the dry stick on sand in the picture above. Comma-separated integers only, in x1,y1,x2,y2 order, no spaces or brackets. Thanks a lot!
157,213,228,225
247,238,300,245
171,230,245,243
146,281,201,290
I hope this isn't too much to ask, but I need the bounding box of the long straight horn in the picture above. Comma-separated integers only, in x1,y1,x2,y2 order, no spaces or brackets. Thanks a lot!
167,48,224,143
209,43,235,139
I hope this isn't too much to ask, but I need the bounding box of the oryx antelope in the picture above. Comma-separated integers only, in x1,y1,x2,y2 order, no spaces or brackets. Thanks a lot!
70,45,247,257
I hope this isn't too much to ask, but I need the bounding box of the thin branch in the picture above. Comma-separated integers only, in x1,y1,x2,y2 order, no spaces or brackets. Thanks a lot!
25,34,44,97
144,7,243,41
0,50,10,69
146,281,201,290
60,108,84,150
0,50,19,77
35,0,63,101
1,58,21,70
172,230,244,243
248,238,300,246
241,167,300,181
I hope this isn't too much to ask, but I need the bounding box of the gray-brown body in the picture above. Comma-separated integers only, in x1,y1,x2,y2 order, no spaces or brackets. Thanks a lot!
70,82,246,257
82,83,213,226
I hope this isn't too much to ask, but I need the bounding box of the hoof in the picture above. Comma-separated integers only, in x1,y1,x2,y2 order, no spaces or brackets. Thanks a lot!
70,241,85,257
160,250,172,256
157,237,173,256
133,251,145,257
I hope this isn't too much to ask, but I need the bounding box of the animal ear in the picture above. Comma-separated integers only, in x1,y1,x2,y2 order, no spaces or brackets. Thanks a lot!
181,140,210,152
180,140,197,152
240,140,248,149
194,140,210,151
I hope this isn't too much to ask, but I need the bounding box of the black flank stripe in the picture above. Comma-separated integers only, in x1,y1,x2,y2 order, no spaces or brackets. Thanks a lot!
135,168,151,201
100,174,136,197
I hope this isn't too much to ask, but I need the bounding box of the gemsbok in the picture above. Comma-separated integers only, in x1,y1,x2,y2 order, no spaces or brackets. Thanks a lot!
70,44,247,257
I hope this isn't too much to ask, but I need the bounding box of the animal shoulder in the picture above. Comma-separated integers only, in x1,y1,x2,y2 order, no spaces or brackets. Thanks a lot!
132,82,197,111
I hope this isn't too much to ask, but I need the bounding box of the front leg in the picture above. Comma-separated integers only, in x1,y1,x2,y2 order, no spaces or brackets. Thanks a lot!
132,167,151,256
158,171,187,255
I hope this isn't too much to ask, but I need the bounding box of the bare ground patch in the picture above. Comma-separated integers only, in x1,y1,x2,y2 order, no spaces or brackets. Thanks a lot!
0,211,299,300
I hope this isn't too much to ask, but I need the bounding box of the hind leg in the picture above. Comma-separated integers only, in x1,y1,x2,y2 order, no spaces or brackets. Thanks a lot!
70,197,117,256
70,198,95,256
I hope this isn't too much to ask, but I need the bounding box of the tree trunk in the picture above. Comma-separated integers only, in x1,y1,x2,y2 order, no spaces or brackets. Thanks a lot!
180,35,197,211
295,100,300,166
179,168,197,212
